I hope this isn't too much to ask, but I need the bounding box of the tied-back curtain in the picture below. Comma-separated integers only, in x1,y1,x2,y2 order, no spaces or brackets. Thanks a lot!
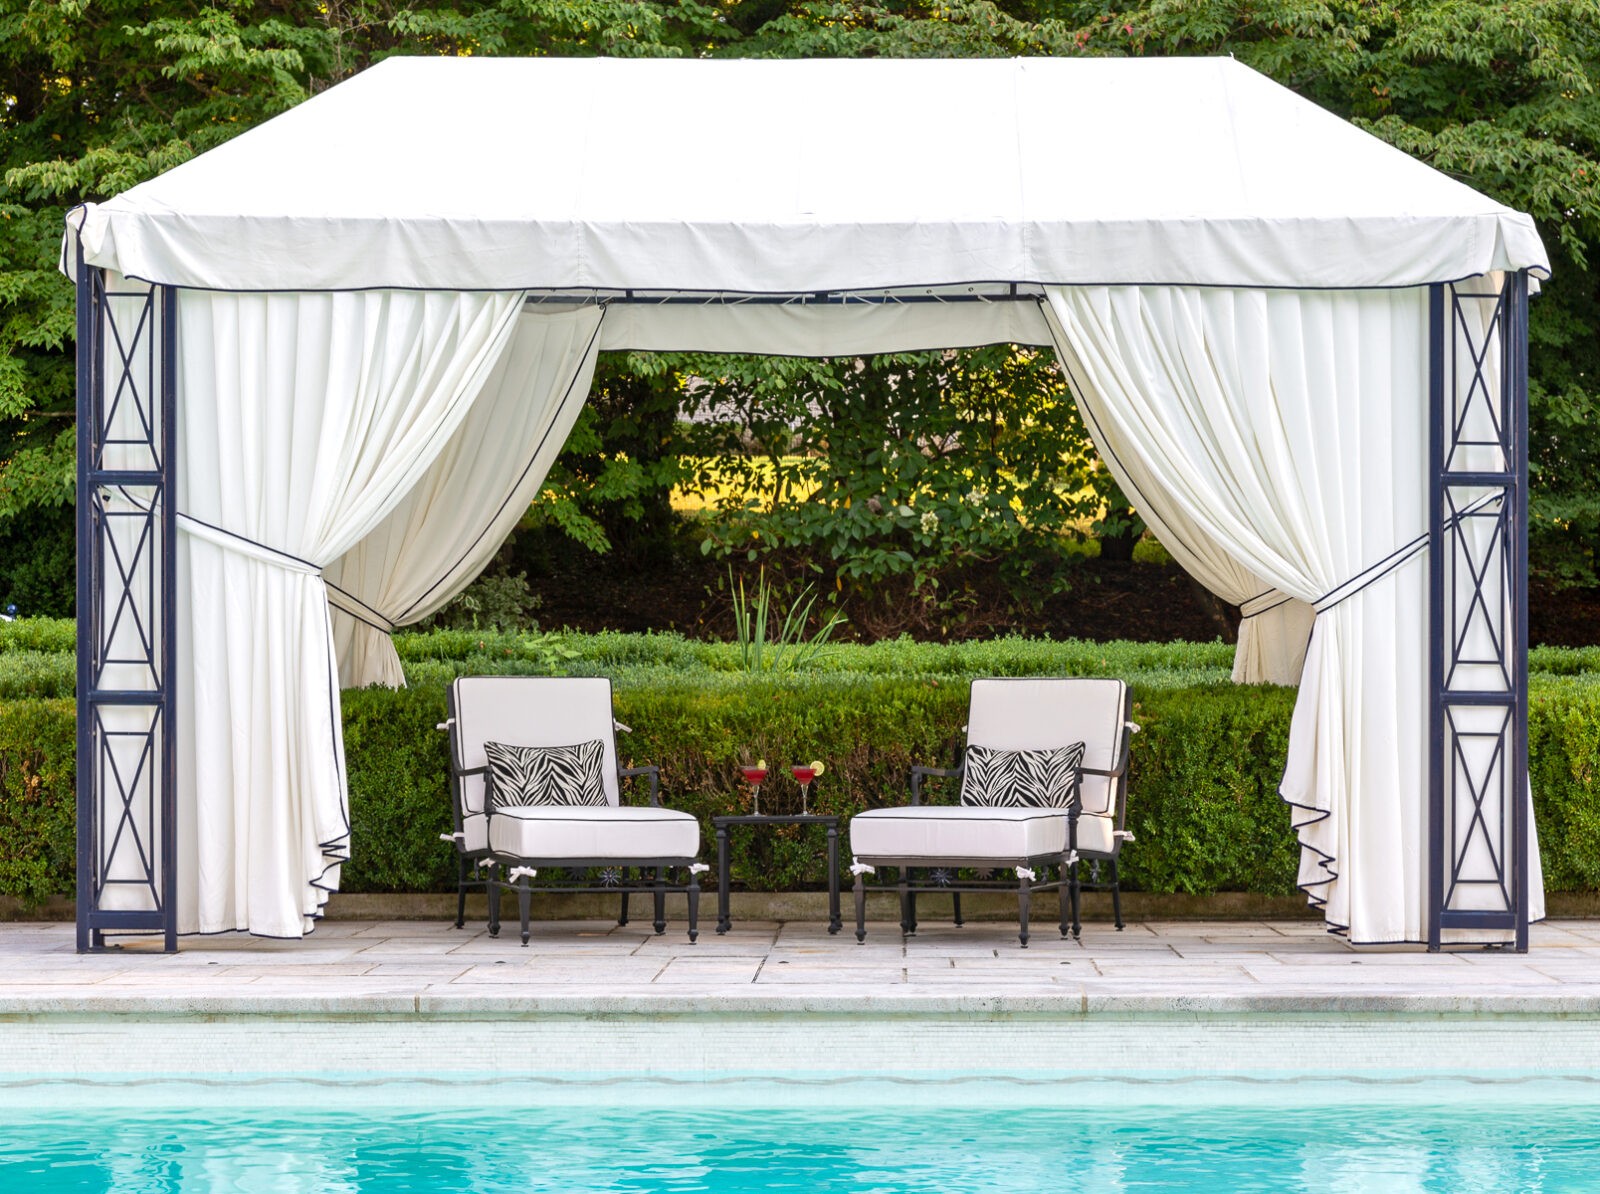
326,306,606,689
1041,283,1543,944
175,288,527,937
1037,312,1317,687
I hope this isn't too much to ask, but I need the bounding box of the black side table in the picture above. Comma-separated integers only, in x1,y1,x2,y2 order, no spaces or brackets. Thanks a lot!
712,814,842,935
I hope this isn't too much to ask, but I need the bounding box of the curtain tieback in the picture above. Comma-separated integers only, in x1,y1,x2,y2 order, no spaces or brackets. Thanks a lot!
1239,589,1294,620
1310,492,1504,616
325,585,398,635
177,511,321,574
176,512,397,634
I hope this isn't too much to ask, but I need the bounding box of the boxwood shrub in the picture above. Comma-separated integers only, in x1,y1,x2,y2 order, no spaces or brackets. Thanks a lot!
2,627,1597,905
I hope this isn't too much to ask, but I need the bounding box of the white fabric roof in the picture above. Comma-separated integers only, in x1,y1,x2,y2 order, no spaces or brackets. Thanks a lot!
67,55,1548,293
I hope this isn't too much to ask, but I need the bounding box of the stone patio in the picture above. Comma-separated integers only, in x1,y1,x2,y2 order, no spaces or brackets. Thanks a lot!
3,917,1599,1013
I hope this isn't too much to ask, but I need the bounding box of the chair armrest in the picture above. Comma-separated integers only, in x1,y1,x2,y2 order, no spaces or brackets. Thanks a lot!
619,764,662,806
910,763,963,806
1082,720,1139,780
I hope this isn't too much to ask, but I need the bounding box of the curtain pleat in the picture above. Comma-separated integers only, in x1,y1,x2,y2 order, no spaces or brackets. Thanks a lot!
324,306,606,689
175,288,526,936
1037,300,1316,687
1042,282,1543,944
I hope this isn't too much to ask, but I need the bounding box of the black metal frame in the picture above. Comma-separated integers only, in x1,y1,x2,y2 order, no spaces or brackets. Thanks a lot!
74,257,177,953
441,681,701,946
1428,271,1531,951
69,265,1532,955
853,679,1136,948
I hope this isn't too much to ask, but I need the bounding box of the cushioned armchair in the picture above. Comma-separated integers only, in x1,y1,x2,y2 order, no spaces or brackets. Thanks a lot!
848,677,1136,947
440,676,703,945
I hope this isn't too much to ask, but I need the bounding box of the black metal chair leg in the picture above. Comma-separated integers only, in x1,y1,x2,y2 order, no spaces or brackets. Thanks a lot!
455,856,468,929
1017,872,1031,949
517,877,532,947
898,873,914,936
1111,858,1124,930
653,867,667,934
908,886,918,935
486,870,500,938
1070,860,1082,940
952,891,964,927
686,870,700,944
854,872,867,944
1059,861,1073,939
619,868,630,926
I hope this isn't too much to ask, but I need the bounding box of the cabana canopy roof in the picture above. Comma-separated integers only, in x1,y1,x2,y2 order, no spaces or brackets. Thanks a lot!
68,55,1548,294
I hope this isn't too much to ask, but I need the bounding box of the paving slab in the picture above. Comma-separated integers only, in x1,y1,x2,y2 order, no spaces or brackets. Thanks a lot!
0,920,1595,1015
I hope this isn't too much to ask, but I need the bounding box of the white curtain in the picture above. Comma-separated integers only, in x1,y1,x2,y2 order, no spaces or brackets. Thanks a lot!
1041,283,1543,944
1047,337,1317,688
326,306,606,689
175,288,526,937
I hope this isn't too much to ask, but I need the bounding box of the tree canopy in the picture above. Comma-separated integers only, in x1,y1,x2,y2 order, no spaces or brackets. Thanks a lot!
3,0,1597,609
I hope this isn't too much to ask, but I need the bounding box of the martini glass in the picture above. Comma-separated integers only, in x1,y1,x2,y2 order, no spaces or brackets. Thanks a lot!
790,764,816,815
741,765,768,816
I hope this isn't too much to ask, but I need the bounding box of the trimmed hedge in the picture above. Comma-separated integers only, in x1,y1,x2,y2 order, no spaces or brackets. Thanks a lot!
0,697,75,905
2,626,1598,906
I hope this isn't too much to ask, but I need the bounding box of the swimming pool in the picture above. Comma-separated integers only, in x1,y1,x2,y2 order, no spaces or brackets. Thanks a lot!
5,1077,1598,1192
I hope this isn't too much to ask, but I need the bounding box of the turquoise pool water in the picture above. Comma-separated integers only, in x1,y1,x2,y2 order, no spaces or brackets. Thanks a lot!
4,1078,1599,1192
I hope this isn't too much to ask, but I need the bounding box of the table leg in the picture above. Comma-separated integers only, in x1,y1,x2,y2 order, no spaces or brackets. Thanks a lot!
827,824,841,934
716,824,731,935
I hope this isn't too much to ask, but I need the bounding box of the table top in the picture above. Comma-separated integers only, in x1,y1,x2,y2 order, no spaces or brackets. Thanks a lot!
712,813,841,827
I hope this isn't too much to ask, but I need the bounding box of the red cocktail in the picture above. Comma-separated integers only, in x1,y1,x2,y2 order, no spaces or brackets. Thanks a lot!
741,764,767,815
791,763,818,815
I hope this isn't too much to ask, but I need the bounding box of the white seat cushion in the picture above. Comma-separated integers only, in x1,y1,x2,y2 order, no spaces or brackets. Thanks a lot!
488,806,699,862
849,806,1069,863
1073,812,1115,856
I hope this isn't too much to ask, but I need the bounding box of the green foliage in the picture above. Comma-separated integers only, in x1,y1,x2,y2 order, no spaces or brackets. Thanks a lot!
0,650,75,700
682,347,1101,598
0,697,74,905
0,615,75,653
1118,685,1301,894
0,500,73,616
414,569,544,634
3,0,1599,616
341,682,455,894
730,569,847,672
522,358,695,558
5,629,1599,903
12,627,1600,704
1531,680,1600,891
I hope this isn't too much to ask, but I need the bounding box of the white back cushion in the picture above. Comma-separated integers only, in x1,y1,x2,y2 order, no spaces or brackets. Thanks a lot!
967,678,1128,815
451,677,621,812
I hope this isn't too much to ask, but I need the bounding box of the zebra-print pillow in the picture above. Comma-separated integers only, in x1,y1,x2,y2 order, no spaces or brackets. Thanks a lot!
484,740,608,809
959,742,1086,808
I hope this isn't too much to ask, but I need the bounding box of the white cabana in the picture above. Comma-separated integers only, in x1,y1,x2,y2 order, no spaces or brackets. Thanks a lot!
66,56,1547,947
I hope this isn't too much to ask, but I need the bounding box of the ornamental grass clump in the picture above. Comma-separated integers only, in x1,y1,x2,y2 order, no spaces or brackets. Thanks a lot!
730,568,846,673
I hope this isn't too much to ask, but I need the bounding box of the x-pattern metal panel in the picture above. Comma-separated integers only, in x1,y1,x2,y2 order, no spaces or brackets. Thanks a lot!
1429,274,1529,951
76,261,177,953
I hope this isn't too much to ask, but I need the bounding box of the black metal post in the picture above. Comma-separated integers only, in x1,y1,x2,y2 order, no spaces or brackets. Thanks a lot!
73,263,178,954
160,285,178,955
73,249,96,954
1427,282,1445,952
1428,271,1530,952
1508,274,1531,954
